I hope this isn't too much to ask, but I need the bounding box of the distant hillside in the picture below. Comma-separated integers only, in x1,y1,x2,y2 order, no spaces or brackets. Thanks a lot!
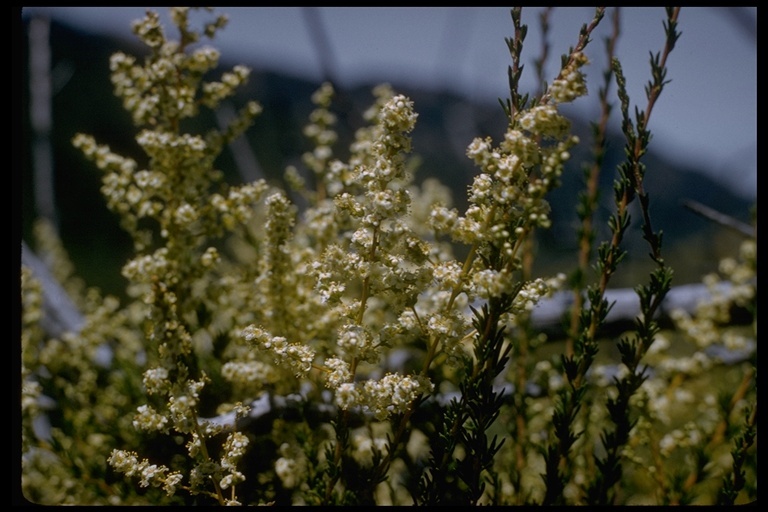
21,18,754,297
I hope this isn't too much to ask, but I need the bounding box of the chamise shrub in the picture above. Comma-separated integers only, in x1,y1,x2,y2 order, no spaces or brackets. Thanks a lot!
21,7,756,505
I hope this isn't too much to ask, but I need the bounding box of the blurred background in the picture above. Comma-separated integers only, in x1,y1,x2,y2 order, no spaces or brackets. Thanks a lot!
18,7,756,297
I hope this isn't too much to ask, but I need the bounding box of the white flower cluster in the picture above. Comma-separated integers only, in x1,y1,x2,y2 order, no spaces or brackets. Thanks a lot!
200,246,220,268
329,372,434,421
241,325,316,378
202,65,251,108
221,359,277,388
336,323,377,362
108,449,183,496
323,357,352,388
472,268,516,299
166,378,208,434
512,274,566,314
431,57,586,260
264,192,296,249
112,9,237,124
109,50,162,123
210,180,269,230
298,82,339,189
657,422,707,458
122,248,173,284
132,404,169,432
137,130,208,168
219,432,249,490
71,133,138,175
57,9,271,506
351,428,390,467
274,442,308,490
297,202,339,248
518,104,572,140
671,238,756,350
169,7,228,42
173,202,199,227
187,46,221,73
546,52,590,104
71,134,165,241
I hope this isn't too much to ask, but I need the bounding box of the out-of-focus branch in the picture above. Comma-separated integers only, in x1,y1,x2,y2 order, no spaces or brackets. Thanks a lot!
21,240,85,337
29,15,58,230
215,101,264,183
682,199,755,238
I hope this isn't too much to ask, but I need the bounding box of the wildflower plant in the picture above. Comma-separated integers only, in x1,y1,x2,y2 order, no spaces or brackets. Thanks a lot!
21,7,756,506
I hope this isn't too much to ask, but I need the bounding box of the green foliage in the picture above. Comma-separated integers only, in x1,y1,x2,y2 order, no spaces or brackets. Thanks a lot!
21,7,756,506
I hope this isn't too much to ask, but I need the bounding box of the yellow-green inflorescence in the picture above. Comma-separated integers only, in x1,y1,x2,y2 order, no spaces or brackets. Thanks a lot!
22,6,755,506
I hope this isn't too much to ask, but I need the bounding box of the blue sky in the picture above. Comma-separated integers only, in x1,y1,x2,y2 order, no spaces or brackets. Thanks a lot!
21,6,756,199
